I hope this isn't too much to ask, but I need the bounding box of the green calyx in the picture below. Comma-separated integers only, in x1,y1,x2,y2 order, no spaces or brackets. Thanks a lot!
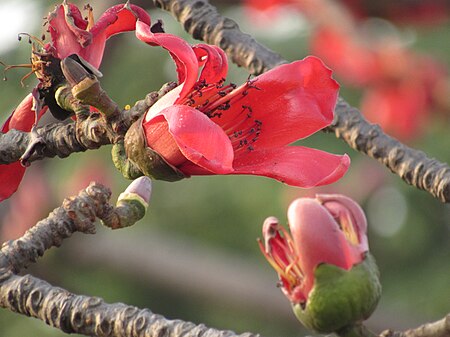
114,194,148,228
292,253,381,334
115,116,186,182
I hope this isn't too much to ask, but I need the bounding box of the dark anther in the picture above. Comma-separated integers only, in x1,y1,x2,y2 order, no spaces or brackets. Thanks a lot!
206,111,222,118
217,101,230,111
242,105,252,112
246,77,261,90
218,91,227,97
247,145,254,151
242,90,248,96
230,83,237,89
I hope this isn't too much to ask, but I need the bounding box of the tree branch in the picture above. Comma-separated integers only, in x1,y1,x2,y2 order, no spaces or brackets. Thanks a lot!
380,315,450,337
151,0,450,203
0,180,447,337
0,82,177,166
0,273,261,337
0,180,260,337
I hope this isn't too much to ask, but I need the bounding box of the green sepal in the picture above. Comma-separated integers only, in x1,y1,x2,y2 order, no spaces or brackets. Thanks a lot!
114,196,148,228
124,116,186,182
111,141,144,180
293,253,381,333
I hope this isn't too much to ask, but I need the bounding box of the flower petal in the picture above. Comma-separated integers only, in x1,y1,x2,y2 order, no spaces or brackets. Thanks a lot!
288,198,361,296
212,57,340,149
48,4,90,60
2,94,35,132
145,105,234,174
231,146,350,187
84,4,151,68
317,194,369,252
1,94,38,202
136,21,199,102
193,44,228,84
0,163,26,202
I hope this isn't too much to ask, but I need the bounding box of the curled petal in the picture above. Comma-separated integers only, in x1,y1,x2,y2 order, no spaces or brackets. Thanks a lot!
317,194,369,251
193,44,228,84
144,105,234,174
231,146,350,188
48,4,91,59
136,21,199,101
213,57,339,149
90,4,151,38
288,198,363,296
85,4,152,68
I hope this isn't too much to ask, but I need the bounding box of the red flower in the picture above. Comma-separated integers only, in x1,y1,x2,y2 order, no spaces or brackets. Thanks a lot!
134,22,349,187
259,194,368,304
0,2,150,201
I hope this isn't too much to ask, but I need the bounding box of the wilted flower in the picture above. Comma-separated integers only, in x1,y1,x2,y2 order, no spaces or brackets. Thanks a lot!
0,2,150,201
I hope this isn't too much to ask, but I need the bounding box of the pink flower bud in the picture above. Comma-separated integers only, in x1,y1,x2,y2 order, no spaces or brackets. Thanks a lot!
259,194,368,305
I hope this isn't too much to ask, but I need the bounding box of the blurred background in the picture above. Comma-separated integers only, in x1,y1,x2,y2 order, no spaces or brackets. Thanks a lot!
0,0,449,336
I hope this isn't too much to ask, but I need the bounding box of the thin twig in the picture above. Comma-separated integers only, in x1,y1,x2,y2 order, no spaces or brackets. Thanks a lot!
151,0,450,203
380,315,450,337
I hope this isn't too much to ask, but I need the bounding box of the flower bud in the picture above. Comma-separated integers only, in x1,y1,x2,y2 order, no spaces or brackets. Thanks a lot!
259,194,381,333
118,176,152,206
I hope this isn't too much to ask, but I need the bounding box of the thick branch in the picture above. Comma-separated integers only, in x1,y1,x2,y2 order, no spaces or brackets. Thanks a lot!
329,98,450,203
0,180,259,337
0,117,109,165
0,82,177,166
0,179,447,337
0,274,259,337
152,0,450,203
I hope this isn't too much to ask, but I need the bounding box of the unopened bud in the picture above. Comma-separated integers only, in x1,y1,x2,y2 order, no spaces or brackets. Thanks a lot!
118,176,152,206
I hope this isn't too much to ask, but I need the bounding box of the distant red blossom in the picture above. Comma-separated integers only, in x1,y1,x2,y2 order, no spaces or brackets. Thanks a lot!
244,0,450,141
